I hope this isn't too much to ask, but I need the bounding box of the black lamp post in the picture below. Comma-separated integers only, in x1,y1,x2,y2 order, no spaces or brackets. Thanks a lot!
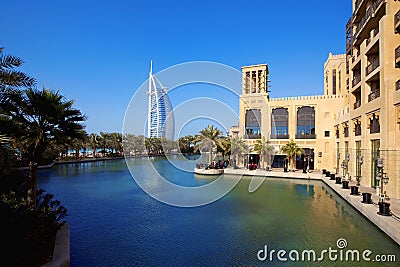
376,158,391,216
356,155,363,186
345,153,350,180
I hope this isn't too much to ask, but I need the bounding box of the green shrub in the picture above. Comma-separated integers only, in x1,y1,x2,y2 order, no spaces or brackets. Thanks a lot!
0,189,67,267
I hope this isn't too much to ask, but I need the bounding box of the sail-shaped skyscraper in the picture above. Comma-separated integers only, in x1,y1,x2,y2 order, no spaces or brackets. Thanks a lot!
147,61,173,138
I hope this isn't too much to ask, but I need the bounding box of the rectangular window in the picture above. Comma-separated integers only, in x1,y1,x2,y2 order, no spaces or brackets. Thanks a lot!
332,69,337,95
324,131,330,137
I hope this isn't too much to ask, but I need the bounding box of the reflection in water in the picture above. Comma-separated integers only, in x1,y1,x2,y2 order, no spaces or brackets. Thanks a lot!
38,158,399,267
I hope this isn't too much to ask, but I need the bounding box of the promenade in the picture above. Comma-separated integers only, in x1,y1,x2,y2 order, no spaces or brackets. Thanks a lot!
224,167,400,246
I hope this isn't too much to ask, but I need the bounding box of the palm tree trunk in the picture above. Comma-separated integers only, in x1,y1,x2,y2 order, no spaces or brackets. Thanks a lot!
261,153,264,169
27,161,37,209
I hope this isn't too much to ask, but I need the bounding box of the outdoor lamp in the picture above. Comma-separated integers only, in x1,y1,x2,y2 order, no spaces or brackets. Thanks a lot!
377,158,384,168
383,174,389,185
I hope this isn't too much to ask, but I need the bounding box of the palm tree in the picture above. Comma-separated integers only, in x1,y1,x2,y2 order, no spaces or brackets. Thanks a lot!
194,125,223,164
0,47,36,92
229,136,249,168
254,136,274,170
89,133,101,157
0,88,86,208
280,139,304,172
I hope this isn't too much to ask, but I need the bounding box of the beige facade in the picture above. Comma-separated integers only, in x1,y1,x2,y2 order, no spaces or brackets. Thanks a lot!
235,0,400,199
334,0,400,198
238,63,346,171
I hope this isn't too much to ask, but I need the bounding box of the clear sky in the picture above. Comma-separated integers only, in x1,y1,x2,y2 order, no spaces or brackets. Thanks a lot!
1,0,352,136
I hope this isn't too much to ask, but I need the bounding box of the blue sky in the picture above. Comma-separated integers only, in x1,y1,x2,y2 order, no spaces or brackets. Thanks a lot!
2,0,351,136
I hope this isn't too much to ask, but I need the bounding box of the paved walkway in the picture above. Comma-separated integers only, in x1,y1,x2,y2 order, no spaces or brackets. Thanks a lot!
223,167,400,245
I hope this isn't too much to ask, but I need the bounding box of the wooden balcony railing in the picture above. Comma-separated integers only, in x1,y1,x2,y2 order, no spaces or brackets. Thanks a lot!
354,0,384,37
366,57,379,76
368,89,380,102
395,10,400,34
354,100,361,109
396,46,400,68
352,74,361,87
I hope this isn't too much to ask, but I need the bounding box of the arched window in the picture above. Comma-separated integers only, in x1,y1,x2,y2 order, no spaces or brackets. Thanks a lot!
271,108,288,139
296,106,315,139
245,109,261,139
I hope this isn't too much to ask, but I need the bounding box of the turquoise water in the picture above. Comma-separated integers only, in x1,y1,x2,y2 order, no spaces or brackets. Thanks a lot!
38,156,400,266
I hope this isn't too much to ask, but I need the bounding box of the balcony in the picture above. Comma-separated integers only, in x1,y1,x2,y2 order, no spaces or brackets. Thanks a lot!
352,74,361,87
270,134,289,139
354,100,361,109
396,46,400,68
396,80,400,91
354,0,385,44
366,57,379,76
368,89,380,102
244,134,261,139
355,7,372,37
295,134,316,139
395,10,400,34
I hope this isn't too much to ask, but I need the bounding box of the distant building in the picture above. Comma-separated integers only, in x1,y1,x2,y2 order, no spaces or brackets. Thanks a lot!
147,61,173,138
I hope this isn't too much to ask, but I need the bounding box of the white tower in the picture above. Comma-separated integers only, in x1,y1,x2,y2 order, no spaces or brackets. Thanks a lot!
147,61,173,138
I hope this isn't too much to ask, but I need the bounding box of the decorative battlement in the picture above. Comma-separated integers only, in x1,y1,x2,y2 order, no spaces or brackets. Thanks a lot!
269,94,344,102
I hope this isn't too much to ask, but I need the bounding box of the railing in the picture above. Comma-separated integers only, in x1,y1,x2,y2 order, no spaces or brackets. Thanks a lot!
396,46,400,68
366,57,379,76
374,27,379,36
396,80,400,91
354,0,384,37
355,7,372,36
270,134,289,139
372,0,384,13
352,74,361,87
355,0,363,11
354,100,361,109
295,134,316,139
368,89,380,102
244,134,261,139
395,10,400,33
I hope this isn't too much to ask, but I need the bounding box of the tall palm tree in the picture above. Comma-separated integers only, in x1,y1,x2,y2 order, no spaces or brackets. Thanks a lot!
194,125,223,164
89,133,101,157
229,136,249,168
280,139,304,172
254,136,274,169
0,88,86,208
0,47,36,92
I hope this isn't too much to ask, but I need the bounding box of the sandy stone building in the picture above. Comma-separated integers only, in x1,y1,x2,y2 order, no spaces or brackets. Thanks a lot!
234,0,400,198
